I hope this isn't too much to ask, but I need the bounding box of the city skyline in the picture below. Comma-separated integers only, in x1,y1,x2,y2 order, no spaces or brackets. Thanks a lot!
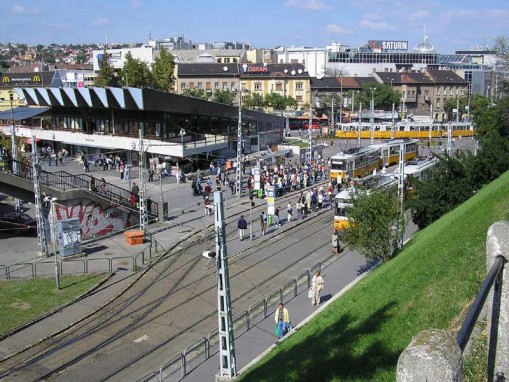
1,0,507,53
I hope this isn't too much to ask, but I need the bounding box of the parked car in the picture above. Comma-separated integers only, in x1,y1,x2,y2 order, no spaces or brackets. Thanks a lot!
0,212,37,235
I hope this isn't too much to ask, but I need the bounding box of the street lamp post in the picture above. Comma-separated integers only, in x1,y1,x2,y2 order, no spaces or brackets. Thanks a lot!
331,97,335,132
339,75,343,127
357,101,362,148
308,94,313,163
370,87,375,145
390,80,395,140
236,89,243,197
9,91,22,212
47,197,60,290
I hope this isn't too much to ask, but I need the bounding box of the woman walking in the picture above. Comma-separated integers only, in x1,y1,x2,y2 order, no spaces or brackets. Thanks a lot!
332,230,341,255
311,270,324,306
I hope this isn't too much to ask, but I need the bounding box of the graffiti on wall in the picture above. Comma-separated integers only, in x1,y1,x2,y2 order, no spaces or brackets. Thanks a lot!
54,199,133,238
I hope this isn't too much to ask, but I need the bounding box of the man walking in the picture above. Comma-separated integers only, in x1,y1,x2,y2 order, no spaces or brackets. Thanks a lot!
237,215,248,241
274,303,291,339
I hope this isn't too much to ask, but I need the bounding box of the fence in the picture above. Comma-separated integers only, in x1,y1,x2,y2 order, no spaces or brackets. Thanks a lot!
0,238,163,281
137,263,322,382
396,220,509,382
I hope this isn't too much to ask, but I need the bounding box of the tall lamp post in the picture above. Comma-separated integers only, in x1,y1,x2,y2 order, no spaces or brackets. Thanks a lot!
339,75,343,128
369,87,376,145
308,93,313,163
47,196,60,290
236,88,243,197
390,79,395,140
9,91,22,212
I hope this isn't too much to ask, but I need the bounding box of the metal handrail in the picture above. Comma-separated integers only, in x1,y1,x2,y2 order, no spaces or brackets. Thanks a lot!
456,255,506,352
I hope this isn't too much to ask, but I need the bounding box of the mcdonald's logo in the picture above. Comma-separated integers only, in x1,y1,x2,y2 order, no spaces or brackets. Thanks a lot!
33,75,41,82
2,76,10,83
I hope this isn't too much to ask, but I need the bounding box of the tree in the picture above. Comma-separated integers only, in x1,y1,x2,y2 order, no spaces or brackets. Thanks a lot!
360,82,401,110
443,96,468,121
264,92,287,110
151,48,176,92
407,154,473,229
119,51,153,88
494,36,509,95
341,187,403,262
242,92,264,109
95,51,118,87
182,88,208,100
212,90,235,105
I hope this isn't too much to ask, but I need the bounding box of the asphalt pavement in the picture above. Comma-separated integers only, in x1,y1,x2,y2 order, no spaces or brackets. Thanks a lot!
0,136,448,380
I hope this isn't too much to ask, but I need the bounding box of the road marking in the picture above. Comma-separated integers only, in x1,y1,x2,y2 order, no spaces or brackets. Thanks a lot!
134,334,149,343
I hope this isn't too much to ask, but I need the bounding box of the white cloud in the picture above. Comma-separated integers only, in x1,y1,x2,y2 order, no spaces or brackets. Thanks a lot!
92,17,110,27
11,5,28,14
284,0,328,10
326,23,349,34
409,9,431,21
130,0,142,8
359,13,396,31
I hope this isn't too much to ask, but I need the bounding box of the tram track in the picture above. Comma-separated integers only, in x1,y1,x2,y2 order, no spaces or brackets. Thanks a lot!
0,186,334,381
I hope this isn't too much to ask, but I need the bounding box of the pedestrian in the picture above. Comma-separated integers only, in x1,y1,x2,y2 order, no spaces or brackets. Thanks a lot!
274,206,280,227
90,176,97,192
318,191,324,210
120,161,125,179
237,215,248,241
311,270,324,306
204,196,213,215
260,211,267,236
274,303,291,339
286,202,293,223
332,229,341,255
148,168,154,182
131,182,139,196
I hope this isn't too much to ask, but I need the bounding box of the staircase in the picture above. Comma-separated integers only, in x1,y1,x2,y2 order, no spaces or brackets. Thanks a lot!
1,159,159,219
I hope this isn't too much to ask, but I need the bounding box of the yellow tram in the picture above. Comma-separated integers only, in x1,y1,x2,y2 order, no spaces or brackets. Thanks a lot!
329,139,419,182
335,122,475,140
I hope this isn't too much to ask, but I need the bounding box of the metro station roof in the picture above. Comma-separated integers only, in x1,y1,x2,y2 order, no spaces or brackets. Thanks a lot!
0,106,48,121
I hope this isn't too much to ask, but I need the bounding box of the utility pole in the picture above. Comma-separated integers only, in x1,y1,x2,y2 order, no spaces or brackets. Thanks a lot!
31,135,47,256
391,102,395,140
447,122,452,156
370,87,375,145
308,94,313,163
9,91,22,212
236,89,243,197
214,191,236,380
139,126,147,232
456,97,460,122
397,143,405,249
331,97,334,132
48,197,60,290
357,103,362,148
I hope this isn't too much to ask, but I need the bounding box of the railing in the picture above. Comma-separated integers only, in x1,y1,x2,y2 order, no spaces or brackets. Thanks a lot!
0,238,162,281
396,221,509,382
138,263,322,382
3,159,159,217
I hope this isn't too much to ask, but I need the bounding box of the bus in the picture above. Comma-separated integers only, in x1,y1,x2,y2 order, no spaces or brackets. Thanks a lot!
329,139,419,181
288,116,328,131
335,121,475,140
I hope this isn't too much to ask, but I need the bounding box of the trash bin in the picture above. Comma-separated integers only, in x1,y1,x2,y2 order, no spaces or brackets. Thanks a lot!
257,189,263,198
267,215,273,226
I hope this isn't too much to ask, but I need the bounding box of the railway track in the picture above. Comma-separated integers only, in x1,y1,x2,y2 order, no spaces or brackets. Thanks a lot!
0,187,335,381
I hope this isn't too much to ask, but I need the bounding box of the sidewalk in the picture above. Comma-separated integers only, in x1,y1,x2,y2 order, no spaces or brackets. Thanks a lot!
180,249,371,381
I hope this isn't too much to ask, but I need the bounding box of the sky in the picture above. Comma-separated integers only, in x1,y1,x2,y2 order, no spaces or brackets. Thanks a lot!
1,0,507,53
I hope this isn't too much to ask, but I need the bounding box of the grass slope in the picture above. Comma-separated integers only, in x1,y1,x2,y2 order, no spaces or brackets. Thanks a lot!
238,171,509,382
0,274,107,334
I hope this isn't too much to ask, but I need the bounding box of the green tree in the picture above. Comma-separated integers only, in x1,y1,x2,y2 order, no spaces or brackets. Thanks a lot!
264,92,288,110
182,88,208,100
360,82,400,111
119,51,153,88
407,155,473,229
242,92,264,109
94,51,118,87
151,48,176,92
444,96,469,121
342,187,403,262
212,90,236,105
